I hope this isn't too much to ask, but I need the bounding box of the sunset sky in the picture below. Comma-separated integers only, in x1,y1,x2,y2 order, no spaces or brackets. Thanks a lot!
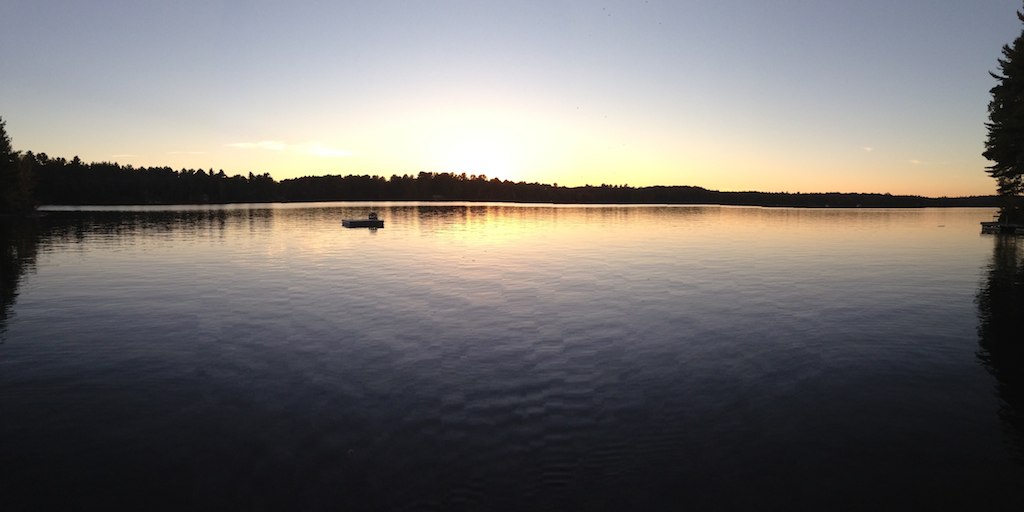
1,0,1021,197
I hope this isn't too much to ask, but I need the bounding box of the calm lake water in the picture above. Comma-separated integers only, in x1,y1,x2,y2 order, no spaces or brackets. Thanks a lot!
2,203,1023,510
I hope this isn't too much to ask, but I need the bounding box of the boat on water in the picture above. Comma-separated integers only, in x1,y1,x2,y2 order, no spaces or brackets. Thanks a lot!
343,212,384,228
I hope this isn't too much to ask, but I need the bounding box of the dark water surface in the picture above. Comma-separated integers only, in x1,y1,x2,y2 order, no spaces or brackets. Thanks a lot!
2,203,1023,510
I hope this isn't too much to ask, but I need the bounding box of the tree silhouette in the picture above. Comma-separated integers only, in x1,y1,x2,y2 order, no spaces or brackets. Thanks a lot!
0,112,1003,208
0,117,34,213
984,6,1024,222
0,117,19,211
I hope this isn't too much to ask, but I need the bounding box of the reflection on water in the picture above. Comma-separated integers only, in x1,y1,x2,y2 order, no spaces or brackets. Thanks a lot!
3,203,1024,509
977,235,1024,462
0,219,36,337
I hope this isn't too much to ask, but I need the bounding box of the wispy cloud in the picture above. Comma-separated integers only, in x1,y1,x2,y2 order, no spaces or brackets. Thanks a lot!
111,154,138,158
227,140,352,157
167,150,209,155
861,146,874,152
909,159,949,167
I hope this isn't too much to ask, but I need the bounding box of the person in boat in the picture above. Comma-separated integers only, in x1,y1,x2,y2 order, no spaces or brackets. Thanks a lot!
368,212,378,220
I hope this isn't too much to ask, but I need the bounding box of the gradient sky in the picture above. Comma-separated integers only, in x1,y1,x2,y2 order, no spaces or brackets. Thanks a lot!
1,0,1021,196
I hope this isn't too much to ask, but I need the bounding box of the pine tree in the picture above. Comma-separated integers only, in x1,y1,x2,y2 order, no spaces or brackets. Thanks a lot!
984,8,1024,223
0,117,34,213
0,117,19,212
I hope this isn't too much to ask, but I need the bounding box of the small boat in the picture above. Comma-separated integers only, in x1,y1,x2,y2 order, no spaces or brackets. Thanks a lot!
343,212,384,228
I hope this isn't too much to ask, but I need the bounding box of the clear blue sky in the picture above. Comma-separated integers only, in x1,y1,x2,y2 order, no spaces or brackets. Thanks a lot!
1,0,1020,196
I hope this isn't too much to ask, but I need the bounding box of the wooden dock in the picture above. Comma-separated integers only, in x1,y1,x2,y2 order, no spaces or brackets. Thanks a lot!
981,221,1024,234
343,212,384,228
342,219,384,228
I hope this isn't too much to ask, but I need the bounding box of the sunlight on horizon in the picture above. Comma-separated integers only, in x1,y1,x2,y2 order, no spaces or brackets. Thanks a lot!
430,132,523,182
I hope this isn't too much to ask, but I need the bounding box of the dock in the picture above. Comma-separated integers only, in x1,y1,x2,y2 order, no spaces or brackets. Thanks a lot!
343,212,384,228
981,221,1024,234
343,219,384,228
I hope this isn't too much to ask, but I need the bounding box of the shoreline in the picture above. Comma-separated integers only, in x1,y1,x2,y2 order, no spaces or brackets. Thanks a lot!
31,198,1002,210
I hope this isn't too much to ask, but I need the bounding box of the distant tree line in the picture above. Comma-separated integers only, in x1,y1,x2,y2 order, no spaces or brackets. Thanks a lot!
0,115,1001,210
22,155,996,207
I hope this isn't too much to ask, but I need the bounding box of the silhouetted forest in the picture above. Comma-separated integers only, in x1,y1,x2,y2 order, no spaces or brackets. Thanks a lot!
0,118,34,213
20,153,999,208
0,115,1001,209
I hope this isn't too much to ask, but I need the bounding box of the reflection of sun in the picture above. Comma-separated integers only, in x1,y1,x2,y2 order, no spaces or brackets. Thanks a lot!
436,133,520,181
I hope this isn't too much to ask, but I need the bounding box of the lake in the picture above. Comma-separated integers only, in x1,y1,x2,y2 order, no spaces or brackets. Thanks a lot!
2,203,1023,510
